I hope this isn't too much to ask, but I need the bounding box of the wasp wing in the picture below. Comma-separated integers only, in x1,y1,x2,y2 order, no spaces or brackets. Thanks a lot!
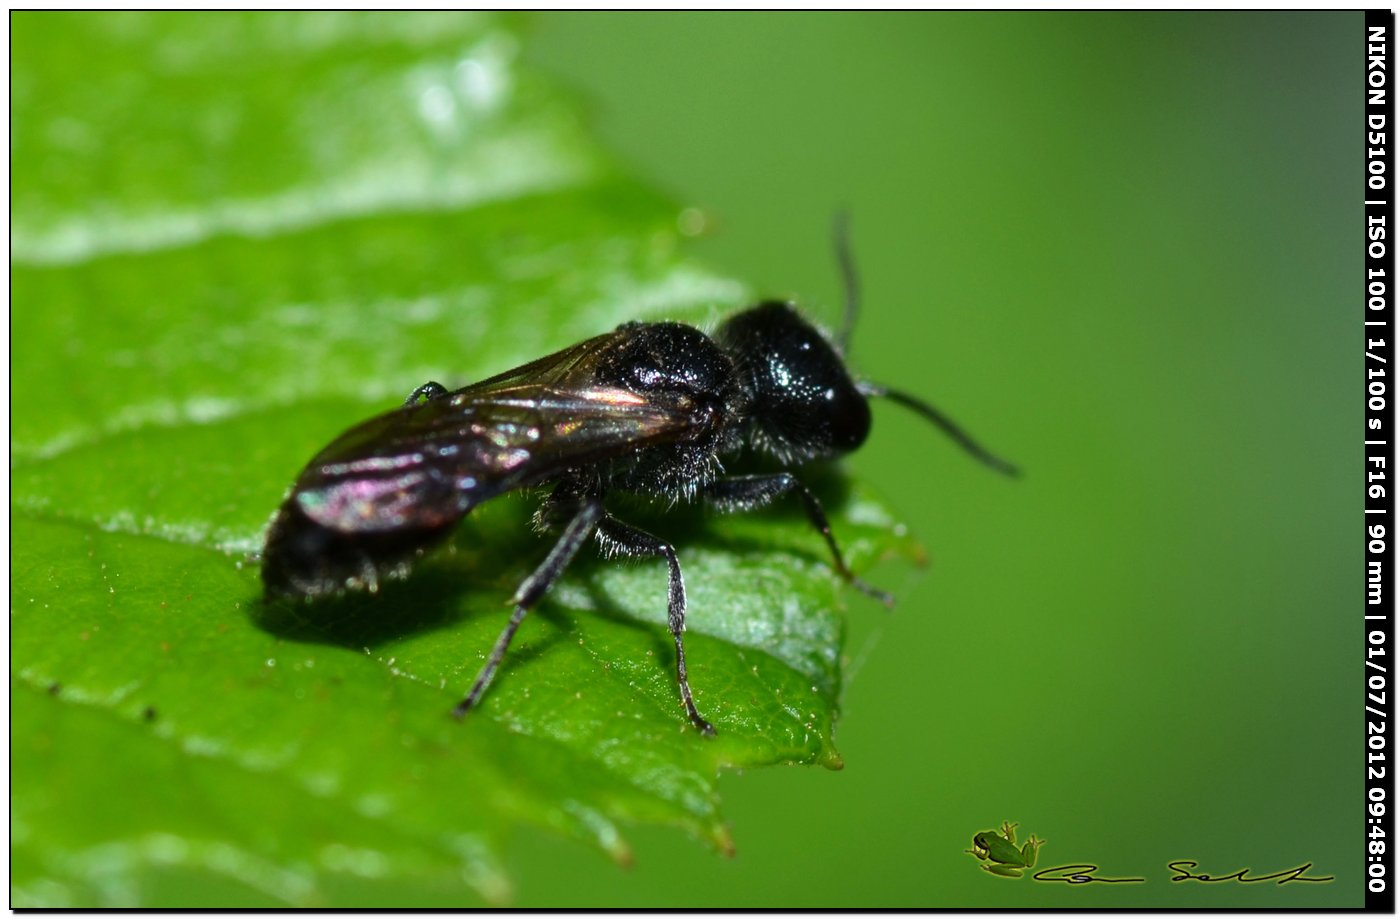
286,331,695,535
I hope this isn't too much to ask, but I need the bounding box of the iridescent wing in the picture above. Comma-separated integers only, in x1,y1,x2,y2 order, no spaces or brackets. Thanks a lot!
262,330,705,596
287,331,698,535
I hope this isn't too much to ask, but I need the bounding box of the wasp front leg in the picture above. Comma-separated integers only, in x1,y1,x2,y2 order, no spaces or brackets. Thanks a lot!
704,473,894,606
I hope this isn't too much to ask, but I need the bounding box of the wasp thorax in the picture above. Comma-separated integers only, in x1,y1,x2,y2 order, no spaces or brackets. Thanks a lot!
601,322,735,399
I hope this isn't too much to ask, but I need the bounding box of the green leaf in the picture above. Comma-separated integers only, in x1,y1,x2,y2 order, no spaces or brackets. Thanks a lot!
11,12,919,907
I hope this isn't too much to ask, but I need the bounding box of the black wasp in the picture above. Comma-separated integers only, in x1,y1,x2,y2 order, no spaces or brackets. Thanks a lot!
262,220,1016,734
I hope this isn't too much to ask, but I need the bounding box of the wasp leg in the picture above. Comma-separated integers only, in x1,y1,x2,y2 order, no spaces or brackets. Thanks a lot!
452,497,605,720
403,381,449,406
705,473,895,606
595,515,715,735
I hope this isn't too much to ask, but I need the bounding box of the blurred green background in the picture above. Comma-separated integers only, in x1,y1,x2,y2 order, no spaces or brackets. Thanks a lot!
11,11,1360,908
523,11,1358,907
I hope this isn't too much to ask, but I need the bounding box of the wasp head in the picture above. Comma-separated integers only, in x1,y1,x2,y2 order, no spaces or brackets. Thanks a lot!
717,301,870,465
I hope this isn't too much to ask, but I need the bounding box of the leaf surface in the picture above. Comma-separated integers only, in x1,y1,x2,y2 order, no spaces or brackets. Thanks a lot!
11,12,919,906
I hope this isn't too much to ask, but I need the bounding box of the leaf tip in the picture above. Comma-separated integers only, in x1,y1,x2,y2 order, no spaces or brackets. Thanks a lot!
714,824,737,858
606,837,635,869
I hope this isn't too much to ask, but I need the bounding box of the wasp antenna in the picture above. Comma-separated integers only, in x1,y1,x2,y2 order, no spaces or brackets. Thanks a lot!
860,382,1020,477
833,210,859,353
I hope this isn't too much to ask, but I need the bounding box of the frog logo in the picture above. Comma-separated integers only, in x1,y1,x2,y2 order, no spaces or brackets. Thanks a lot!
966,821,1045,878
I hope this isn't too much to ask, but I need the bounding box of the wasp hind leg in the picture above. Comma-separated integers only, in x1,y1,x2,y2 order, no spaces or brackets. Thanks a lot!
404,381,449,406
595,515,715,735
452,497,604,720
